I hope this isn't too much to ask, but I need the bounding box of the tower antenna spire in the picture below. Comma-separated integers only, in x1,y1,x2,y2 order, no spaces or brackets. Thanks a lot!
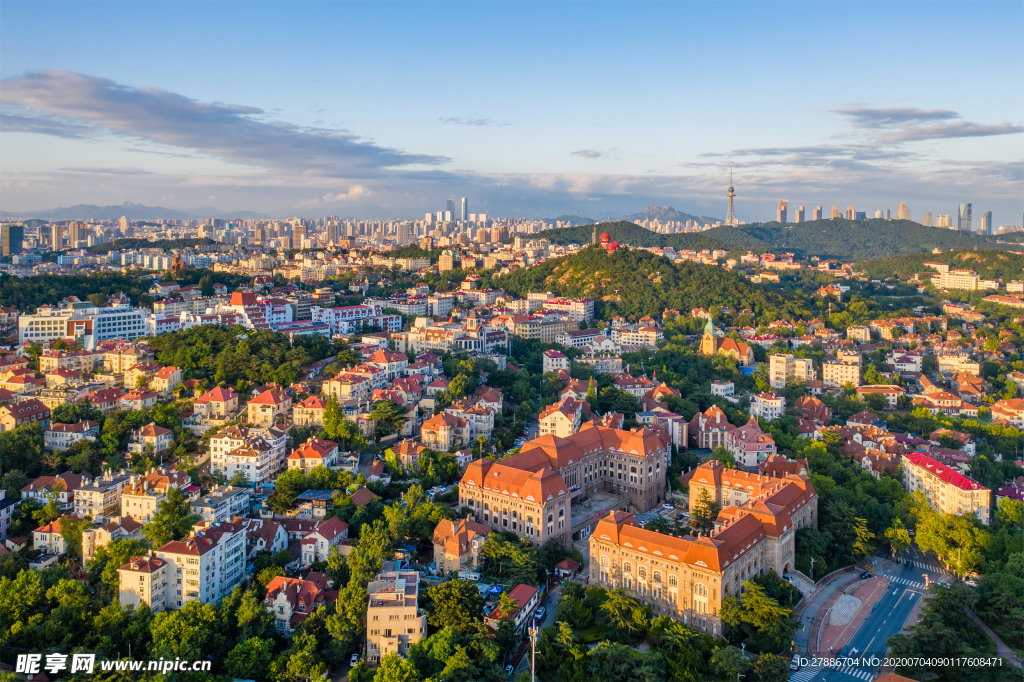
725,162,737,226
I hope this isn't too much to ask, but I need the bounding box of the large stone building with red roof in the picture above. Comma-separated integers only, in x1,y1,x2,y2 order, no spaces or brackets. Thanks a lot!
459,423,670,547
590,460,817,634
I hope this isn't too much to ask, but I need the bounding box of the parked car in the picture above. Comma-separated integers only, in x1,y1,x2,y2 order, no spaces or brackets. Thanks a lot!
789,654,800,671
350,654,360,667
661,503,674,510
860,571,873,579
965,578,978,587
535,606,546,621
505,664,515,676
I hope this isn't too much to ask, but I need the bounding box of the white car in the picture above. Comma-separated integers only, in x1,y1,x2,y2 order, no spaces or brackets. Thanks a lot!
350,654,359,667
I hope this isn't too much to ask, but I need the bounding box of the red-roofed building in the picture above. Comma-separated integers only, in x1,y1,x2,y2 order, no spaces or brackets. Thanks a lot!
459,423,670,548
247,389,292,426
484,583,541,635
264,572,338,634
0,398,51,432
300,517,349,564
432,517,491,575
903,452,991,524
193,386,239,419
288,437,340,473
293,395,327,427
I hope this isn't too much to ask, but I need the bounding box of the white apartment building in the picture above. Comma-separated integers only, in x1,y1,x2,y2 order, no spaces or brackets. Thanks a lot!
73,470,134,522
19,301,146,347
209,425,288,483
541,298,594,323
822,359,861,388
190,485,252,523
903,452,990,525
118,523,247,612
929,269,997,291
366,567,428,663
769,354,816,389
749,392,785,421
310,303,402,335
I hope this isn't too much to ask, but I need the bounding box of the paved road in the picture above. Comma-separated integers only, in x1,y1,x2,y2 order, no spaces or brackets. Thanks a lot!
792,558,941,682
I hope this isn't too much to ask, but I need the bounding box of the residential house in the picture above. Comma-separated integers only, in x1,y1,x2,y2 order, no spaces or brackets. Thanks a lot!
432,517,490,576
0,398,51,432
421,412,470,451
247,389,292,426
300,516,349,564
129,423,174,455
264,573,338,634
287,437,340,474
483,584,541,635
44,420,100,451
293,395,327,427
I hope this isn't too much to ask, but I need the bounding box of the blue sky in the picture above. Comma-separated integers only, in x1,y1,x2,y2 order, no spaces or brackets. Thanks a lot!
1,1,1022,223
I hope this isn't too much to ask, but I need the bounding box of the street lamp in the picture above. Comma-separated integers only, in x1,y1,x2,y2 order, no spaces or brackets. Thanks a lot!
528,624,539,682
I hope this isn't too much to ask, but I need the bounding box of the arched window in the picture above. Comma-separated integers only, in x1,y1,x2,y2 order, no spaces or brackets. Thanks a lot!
623,562,632,574
600,556,609,567
638,567,647,579
695,583,708,596
653,571,662,583
669,576,678,587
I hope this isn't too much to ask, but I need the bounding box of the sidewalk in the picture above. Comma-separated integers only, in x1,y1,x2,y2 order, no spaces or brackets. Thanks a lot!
818,577,891,655
966,608,1023,669
794,567,859,658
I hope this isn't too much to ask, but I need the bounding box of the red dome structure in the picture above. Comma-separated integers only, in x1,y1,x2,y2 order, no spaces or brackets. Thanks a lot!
606,241,619,252
599,233,611,245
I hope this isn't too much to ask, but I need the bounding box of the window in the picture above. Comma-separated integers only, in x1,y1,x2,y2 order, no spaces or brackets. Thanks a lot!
623,562,632,574
669,576,678,587
638,567,646,579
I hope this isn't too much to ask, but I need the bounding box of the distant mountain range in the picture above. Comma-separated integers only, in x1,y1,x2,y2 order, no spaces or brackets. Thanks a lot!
1,202,271,221
621,205,723,226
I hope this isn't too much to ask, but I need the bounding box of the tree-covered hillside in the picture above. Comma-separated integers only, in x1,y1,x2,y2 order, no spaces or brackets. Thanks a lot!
517,218,1020,262
485,246,816,321
514,220,733,252
700,218,1018,260
85,237,217,254
857,250,1024,282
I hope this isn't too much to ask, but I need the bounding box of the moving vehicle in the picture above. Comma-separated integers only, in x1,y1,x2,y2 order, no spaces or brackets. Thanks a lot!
505,664,515,676
789,654,800,671
860,571,873,579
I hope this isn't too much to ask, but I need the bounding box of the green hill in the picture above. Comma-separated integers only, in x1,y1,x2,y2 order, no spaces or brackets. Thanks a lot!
486,246,816,322
857,249,1024,282
699,218,1018,261
515,220,733,251
515,218,1019,262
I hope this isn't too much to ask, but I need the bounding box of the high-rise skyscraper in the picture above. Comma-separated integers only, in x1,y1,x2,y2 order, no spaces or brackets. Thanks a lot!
293,223,306,248
51,224,64,251
922,212,933,227
460,198,468,221
776,200,788,223
1,224,24,257
813,206,823,220
958,203,972,231
725,164,737,226
397,223,410,245
831,206,840,219
897,203,911,221
980,211,992,235
874,210,884,219
446,199,455,217
846,206,855,220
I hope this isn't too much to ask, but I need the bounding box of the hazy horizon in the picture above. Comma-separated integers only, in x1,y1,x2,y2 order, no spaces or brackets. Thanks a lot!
1,1,1022,226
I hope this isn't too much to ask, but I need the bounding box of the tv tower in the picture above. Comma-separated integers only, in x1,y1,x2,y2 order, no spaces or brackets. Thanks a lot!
725,163,737,226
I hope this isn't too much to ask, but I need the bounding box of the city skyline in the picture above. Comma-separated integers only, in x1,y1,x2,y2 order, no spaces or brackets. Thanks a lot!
1,1,1022,223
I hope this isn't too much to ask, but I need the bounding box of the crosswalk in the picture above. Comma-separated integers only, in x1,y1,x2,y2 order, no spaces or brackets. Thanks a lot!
884,573,925,590
908,559,945,574
789,664,875,682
